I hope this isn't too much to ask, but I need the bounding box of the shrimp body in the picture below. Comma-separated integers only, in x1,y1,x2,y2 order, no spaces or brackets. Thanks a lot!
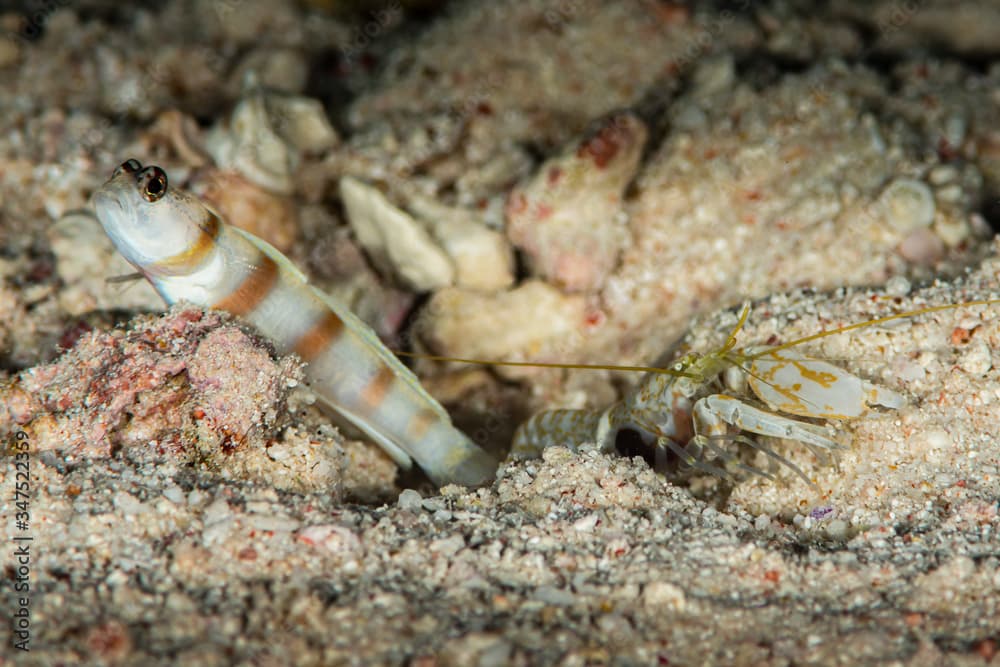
513,304,907,482
94,159,496,487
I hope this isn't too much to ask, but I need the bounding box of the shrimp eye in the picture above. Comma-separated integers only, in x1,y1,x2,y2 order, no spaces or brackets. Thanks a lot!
112,158,142,178
138,166,168,202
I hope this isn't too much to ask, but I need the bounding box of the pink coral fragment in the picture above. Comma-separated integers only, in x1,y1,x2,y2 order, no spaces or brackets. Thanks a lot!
0,305,301,459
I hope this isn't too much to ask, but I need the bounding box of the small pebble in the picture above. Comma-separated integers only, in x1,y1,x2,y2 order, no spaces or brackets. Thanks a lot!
534,586,576,606
113,492,143,516
162,486,186,505
429,535,465,556
642,581,686,612
825,519,849,540
202,497,232,524
421,497,448,513
958,341,992,376
397,488,423,511
884,275,911,297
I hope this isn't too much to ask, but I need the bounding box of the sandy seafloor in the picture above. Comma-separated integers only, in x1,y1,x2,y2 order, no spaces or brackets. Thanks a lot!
2,0,1000,665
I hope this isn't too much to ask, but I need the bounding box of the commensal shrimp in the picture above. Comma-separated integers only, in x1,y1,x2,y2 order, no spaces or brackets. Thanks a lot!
93,159,497,487
508,296,1000,485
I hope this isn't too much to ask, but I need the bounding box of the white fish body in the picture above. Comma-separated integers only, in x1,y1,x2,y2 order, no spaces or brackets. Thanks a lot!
93,159,496,487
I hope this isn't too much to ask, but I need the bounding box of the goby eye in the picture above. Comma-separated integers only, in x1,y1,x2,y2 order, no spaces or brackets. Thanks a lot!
112,159,143,179
137,166,168,202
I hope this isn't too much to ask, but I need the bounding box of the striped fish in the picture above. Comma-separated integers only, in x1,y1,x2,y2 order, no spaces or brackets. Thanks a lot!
93,159,497,487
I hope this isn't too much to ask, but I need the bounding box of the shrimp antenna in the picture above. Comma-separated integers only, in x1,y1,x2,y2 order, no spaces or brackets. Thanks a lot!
392,350,699,378
748,297,1000,360
396,297,1000,380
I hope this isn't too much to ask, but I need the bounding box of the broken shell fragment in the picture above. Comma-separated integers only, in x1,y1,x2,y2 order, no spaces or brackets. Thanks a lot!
340,176,515,291
206,76,339,195
406,192,514,291
340,176,455,291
